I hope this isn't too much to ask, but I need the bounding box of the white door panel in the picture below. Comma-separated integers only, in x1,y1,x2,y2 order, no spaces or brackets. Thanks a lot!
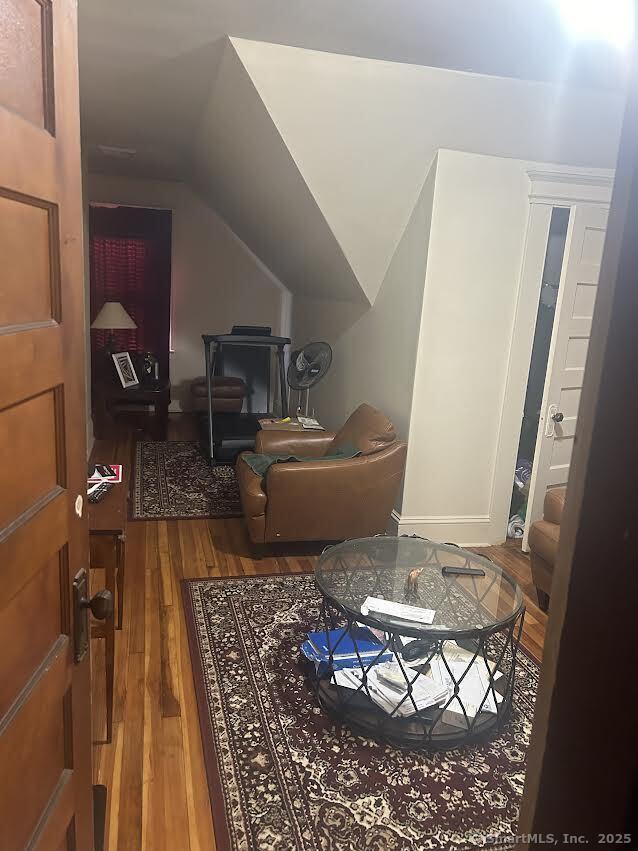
523,204,608,550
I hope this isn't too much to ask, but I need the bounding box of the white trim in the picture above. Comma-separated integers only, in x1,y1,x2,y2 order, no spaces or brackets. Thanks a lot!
279,287,293,340
390,511,492,547
527,168,614,205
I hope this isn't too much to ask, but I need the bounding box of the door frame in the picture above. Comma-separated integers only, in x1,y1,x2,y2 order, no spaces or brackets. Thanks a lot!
489,168,614,546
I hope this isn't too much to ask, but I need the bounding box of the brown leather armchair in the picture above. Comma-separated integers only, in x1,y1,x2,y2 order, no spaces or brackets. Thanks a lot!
236,403,407,544
528,487,566,612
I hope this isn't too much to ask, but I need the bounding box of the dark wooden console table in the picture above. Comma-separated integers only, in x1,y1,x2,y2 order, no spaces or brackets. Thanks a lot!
88,462,128,744
94,376,171,440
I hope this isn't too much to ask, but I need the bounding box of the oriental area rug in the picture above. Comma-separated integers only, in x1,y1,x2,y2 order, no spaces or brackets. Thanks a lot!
133,441,242,519
182,574,539,851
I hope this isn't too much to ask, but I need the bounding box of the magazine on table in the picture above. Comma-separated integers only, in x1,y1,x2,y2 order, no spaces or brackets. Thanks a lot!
88,463,123,484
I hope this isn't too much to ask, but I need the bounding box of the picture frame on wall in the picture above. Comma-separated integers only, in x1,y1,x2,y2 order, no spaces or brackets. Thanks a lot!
112,351,139,389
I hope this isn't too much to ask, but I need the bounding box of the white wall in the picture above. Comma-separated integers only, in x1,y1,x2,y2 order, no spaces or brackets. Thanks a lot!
291,149,622,541
399,150,614,546
292,160,438,482
87,174,289,411
398,151,533,543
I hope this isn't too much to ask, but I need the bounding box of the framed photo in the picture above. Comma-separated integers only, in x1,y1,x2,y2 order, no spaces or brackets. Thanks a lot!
112,351,139,389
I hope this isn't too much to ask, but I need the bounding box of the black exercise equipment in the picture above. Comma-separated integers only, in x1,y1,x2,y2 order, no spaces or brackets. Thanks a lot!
201,331,290,462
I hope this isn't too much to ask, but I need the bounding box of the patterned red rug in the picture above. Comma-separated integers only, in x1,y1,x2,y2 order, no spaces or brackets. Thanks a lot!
182,574,538,851
133,441,242,519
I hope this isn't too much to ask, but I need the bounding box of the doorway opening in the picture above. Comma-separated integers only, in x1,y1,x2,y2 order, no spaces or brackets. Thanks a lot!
508,206,570,539
89,204,172,418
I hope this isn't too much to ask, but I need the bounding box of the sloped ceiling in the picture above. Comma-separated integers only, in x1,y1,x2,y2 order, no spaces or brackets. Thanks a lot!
191,41,366,304
231,37,624,302
79,0,627,304
82,41,226,181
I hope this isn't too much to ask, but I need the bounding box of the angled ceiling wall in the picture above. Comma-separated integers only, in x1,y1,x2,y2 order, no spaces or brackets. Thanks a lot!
232,37,624,304
191,40,367,304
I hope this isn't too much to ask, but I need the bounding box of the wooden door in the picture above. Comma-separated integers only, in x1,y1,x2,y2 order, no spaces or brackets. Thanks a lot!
523,203,609,549
520,45,638,841
0,0,94,849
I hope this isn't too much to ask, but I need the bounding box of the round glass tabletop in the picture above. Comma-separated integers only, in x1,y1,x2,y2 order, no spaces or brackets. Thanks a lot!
314,537,524,636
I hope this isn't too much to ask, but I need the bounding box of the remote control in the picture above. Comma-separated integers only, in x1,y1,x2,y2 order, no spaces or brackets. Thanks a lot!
442,566,486,577
87,481,114,503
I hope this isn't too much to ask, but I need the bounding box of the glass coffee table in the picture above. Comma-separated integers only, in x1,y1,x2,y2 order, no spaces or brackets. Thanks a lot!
310,536,525,749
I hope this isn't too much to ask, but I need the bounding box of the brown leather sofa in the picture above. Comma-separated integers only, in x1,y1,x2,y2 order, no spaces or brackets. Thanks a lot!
528,486,566,612
190,376,247,413
236,403,407,544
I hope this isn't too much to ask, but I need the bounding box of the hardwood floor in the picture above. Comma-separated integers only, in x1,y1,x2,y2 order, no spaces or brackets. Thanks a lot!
90,415,547,851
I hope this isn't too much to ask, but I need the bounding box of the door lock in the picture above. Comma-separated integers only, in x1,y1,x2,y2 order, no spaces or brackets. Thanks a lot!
551,411,564,423
73,569,113,662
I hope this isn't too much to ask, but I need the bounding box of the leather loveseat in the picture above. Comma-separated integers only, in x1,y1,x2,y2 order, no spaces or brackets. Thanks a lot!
528,486,566,612
190,376,247,413
236,403,407,544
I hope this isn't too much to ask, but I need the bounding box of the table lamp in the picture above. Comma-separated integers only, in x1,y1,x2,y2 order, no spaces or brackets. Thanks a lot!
91,301,137,352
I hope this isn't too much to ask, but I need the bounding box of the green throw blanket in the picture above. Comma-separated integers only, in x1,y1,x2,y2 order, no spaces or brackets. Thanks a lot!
241,443,360,477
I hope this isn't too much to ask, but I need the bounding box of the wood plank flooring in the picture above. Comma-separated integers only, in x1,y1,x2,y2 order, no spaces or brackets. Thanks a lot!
90,416,547,851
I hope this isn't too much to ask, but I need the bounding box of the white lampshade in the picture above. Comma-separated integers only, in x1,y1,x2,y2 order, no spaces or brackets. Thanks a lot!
91,301,137,330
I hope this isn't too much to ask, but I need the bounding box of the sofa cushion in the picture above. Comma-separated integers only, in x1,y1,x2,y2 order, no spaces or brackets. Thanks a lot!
330,403,396,456
191,376,246,399
544,487,566,525
528,519,560,567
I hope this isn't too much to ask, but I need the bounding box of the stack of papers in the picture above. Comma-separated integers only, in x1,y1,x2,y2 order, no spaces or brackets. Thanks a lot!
429,655,503,727
360,597,436,625
297,416,324,430
327,639,504,724
333,662,449,717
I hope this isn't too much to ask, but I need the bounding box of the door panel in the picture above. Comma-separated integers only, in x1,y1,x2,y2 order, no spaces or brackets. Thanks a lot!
0,0,55,130
0,325,64,410
523,204,608,548
0,390,60,529
0,556,61,717
0,0,93,848
0,191,57,325
0,639,70,850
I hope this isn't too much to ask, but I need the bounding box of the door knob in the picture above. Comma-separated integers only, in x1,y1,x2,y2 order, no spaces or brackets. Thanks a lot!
81,589,114,621
551,411,564,423
73,569,114,662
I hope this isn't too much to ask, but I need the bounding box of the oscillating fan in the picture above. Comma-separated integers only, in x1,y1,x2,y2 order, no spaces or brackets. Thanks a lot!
287,341,332,416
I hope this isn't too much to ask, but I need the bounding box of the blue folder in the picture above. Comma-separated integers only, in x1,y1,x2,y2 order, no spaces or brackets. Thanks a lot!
301,625,392,670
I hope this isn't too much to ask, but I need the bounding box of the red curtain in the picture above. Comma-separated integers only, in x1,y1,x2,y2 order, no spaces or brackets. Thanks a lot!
89,205,171,383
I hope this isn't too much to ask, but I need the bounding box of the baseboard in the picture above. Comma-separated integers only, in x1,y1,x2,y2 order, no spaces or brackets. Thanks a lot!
390,511,492,547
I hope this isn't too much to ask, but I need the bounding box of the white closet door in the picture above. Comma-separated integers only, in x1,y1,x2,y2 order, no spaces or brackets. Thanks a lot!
523,203,609,550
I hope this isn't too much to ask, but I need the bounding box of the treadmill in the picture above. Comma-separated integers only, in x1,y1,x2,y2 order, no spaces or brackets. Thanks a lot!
200,328,290,462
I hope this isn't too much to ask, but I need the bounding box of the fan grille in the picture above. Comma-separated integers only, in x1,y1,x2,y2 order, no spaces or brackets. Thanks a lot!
287,342,332,390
